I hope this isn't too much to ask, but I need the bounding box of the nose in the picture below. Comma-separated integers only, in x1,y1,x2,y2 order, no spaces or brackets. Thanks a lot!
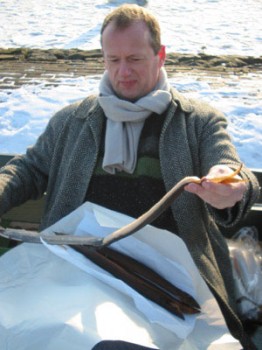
118,60,131,77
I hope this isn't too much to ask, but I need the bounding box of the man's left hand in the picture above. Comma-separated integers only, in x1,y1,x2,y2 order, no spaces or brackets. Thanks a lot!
184,165,247,209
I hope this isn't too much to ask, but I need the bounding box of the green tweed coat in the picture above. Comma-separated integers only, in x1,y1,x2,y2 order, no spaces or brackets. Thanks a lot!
0,88,259,348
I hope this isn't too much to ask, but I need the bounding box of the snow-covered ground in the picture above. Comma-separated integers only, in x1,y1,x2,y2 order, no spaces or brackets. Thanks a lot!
1,0,261,56
0,0,261,168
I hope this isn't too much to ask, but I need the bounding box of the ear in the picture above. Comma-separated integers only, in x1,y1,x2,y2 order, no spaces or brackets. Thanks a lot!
158,45,166,66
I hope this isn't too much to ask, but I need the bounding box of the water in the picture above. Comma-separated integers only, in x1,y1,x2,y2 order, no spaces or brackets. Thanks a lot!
0,0,261,56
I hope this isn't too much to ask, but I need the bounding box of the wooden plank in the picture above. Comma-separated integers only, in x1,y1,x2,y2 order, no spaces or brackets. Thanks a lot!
0,154,14,167
0,154,45,229
1,197,45,229
252,168,262,203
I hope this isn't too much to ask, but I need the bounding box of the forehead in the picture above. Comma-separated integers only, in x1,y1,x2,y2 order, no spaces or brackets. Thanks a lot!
102,21,153,54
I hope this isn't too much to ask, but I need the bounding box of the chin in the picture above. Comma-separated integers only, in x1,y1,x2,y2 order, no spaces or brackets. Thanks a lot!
117,93,139,102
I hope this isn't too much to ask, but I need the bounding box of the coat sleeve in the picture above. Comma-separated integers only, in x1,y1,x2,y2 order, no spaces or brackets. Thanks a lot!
188,99,260,227
0,102,80,216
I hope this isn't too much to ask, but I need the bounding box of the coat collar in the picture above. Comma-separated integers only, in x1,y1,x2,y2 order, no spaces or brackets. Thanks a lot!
75,95,102,119
170,87,194,113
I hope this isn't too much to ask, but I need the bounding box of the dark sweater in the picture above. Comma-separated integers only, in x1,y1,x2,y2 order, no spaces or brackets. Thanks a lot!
86,113,178,233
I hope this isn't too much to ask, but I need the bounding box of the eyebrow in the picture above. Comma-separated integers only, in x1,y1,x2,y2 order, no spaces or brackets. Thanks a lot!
105,54,145,59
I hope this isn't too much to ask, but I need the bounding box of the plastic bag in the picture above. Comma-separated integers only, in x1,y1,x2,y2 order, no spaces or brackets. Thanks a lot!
227,226,262,323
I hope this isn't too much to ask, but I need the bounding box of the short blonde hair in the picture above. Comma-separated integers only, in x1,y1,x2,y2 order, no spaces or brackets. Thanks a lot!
101,4,161,54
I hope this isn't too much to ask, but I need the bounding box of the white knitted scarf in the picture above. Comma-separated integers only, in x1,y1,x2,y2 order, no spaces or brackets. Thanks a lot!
98,67,172,174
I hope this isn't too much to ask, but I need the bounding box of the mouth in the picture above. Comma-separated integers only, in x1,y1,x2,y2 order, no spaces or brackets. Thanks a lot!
119,80,136,89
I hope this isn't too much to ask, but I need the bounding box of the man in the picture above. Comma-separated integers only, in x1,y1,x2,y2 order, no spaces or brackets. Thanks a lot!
0,4,259,349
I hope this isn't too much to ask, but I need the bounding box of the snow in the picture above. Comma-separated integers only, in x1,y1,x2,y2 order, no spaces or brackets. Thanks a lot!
0,0,261,168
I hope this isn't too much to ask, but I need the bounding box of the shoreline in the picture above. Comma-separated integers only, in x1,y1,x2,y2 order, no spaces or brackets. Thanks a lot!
0,48,261,90
1,47,262,69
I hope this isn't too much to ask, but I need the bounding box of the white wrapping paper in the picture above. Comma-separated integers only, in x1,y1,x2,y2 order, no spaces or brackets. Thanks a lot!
0,202,241,350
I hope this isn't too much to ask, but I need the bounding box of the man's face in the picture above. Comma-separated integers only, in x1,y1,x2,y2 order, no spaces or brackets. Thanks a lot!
101,21,165,101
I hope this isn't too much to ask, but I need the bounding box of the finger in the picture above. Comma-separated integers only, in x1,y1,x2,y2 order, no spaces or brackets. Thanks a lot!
200,182,238,208
203,164,243,184
202,180,246,199
185,181,246,209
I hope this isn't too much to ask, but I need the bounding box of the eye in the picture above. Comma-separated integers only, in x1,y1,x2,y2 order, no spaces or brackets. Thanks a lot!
129,57,143,62
106,57,119,63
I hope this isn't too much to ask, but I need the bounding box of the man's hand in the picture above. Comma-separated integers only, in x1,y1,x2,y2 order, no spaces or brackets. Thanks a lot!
184,165,247,209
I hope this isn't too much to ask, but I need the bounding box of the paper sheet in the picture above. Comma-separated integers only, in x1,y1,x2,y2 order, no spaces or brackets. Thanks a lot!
0,202,241,350
43,208,197,338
